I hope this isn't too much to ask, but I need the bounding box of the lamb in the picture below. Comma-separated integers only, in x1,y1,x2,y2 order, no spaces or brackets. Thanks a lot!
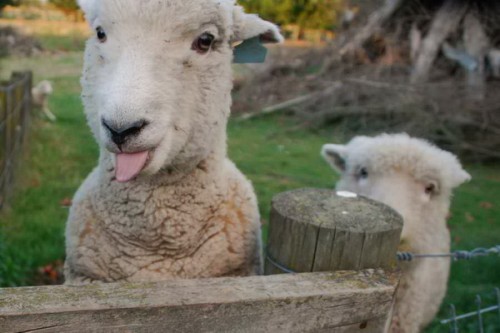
32,80,56,122
65,0,283,284
321,134,471,333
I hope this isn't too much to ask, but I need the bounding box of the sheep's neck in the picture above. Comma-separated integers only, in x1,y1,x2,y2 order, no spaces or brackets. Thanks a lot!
401,203,451,253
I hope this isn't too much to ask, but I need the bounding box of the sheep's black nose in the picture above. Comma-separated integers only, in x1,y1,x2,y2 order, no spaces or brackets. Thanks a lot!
102,118,148,146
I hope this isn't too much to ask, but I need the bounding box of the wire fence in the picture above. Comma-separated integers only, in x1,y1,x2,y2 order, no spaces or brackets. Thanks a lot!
441,289,500,333
0,71,32,209
266,245,500,274
266,244,500,331
396,245,500,262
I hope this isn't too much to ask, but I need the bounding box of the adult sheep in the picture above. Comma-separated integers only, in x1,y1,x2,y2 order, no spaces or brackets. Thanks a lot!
321,134,471,333
65,0,283,284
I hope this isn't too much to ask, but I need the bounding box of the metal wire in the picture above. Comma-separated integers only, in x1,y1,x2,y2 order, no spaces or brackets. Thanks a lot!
476,295,484,333
266,245,500,274
397,245,500,262
265,248,296,274
448,304,459,333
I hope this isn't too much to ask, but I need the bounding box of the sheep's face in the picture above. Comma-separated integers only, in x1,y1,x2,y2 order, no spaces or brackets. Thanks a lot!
78,0,282,182
321,134,471,237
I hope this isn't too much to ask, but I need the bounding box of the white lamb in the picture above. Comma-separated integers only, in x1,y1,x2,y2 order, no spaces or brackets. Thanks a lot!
65,0,283,284
321,134,471,333
32,80,56,122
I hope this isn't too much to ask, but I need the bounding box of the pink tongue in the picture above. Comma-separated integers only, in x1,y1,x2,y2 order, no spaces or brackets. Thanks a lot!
115,151,149,183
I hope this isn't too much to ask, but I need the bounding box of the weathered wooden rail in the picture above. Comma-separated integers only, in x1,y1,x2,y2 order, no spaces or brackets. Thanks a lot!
0,71,32,209
0,189,403,333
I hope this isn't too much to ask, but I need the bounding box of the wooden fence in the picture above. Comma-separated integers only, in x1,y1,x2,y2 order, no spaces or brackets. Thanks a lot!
0,189,403,332
0,71,32,209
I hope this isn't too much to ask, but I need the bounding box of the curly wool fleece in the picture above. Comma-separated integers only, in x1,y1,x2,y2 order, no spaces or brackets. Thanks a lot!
65,0,283,284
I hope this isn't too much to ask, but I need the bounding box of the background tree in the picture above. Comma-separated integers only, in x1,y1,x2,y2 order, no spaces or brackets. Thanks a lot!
240,0,342,36
49,0,78,12
49,0,80,21
0,0,17,12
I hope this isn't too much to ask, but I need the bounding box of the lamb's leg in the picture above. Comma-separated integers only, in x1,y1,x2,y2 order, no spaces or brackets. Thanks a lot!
42,100,57,122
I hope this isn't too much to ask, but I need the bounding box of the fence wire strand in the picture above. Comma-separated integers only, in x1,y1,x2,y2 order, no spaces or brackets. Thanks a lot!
397,245,500,262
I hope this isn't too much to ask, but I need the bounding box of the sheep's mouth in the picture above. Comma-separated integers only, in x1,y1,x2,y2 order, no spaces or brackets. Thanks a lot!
115,150,153,183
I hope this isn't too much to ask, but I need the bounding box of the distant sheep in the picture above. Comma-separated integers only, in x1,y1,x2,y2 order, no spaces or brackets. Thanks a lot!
322,133,471,333
64,0,283,284
32,80,55,122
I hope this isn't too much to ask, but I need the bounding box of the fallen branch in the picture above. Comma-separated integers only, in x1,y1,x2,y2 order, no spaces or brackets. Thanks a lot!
240,82,342,120
344,78,416,92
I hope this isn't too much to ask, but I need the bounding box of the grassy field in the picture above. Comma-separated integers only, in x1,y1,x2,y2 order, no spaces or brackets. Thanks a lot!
0,51,499,331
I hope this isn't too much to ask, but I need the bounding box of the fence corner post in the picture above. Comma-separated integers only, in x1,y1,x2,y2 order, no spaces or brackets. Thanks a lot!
265,188,403,274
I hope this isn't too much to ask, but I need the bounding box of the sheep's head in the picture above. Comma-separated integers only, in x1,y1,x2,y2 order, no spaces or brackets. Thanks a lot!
322,134,471,235
78,0,283,182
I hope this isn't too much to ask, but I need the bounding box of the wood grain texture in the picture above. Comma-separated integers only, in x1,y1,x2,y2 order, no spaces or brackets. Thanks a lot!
265,189,403,275
0,270,398,333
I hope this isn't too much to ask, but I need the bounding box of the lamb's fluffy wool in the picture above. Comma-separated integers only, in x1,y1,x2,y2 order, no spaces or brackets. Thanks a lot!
322,133,470,333
65,0,283,283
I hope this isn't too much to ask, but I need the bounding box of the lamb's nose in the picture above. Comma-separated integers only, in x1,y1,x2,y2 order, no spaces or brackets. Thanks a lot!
102,118,148,146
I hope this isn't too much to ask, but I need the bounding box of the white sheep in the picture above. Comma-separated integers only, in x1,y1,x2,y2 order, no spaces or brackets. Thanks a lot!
32,80,56,122
322,133,471,333
65,0,283,284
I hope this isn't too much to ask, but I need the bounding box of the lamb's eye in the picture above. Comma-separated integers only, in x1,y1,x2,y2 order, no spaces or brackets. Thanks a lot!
359,168,369,179
425,183,435,195
96,26,107,43
193,33,215,54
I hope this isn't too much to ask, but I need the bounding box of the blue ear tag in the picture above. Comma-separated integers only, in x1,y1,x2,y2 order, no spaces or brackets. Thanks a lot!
233,37,268,64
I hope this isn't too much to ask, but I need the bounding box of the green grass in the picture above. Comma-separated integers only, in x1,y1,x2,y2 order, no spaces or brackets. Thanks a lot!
36,34,87,53
0,53,499,332
0,52,96,286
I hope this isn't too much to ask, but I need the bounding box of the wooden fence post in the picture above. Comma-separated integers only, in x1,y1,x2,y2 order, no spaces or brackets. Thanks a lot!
0,72,32,209
265,188,403,274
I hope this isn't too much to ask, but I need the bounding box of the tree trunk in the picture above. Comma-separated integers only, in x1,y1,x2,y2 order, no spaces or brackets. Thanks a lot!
410,0,468,84
410,23,421,64
340,0,403,56
463,11,489,102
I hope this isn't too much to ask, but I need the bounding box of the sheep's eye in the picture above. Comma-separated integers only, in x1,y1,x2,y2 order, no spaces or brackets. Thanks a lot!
359,168,369,179
193,33,215,54
425,184,436,195
96,26,107,43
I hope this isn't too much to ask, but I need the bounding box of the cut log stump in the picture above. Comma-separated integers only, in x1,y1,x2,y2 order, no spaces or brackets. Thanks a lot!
265,188,403,275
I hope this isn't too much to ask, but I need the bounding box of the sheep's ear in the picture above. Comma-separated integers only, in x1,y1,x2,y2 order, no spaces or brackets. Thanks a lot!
78,0,98,24
232,7,284,44
322,144,348,173
451,169,472,188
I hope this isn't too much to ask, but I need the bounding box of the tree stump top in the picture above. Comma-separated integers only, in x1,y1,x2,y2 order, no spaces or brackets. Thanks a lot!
272,188,402,233
266,189,403,274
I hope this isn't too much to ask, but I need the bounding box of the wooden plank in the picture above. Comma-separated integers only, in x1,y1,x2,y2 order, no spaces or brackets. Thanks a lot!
0,271,398,333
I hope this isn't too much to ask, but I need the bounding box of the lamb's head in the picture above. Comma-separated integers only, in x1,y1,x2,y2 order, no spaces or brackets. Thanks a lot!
322,134,471,238
78,0,283,182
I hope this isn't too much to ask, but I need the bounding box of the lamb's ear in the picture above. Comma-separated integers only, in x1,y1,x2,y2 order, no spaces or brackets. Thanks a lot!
321,144,348,174
232,6,284,44
78,0,98,25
